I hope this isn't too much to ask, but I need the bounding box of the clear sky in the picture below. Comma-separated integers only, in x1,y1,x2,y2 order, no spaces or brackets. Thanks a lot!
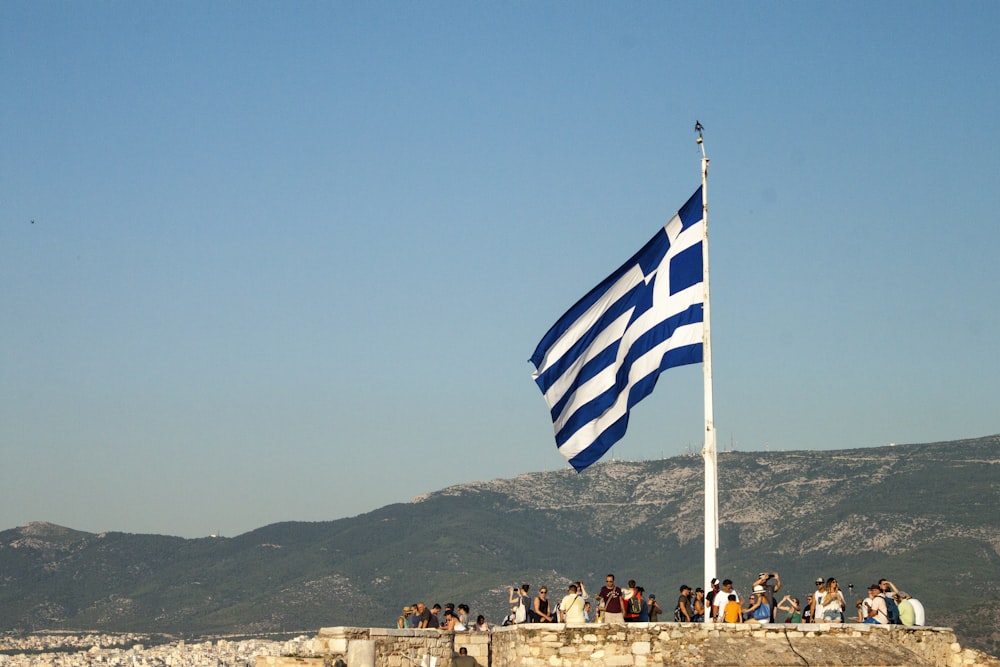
3,2,998,538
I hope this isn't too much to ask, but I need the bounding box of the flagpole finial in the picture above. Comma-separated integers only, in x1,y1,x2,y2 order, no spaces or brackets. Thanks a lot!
695,121,708,166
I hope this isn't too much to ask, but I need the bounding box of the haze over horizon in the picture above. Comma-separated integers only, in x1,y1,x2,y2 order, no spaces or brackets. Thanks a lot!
3,3,998,538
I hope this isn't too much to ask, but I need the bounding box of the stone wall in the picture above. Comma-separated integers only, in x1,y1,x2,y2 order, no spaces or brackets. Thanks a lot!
307,627,491,667
490,622,1000,667
292,624,1000,667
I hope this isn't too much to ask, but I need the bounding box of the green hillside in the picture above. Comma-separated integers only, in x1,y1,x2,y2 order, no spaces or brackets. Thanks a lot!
1,435,997,655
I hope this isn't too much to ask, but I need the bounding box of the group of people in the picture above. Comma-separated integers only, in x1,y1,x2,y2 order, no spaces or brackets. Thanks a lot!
507,583,590,624
707,572,784,623
855,579,925,625
397,602,492,632
705,573,925,626
397,572,925,630
508,575,667,625
502,572,925,627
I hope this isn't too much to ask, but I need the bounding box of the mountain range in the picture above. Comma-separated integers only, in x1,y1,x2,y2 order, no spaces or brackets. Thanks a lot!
2,434,997,655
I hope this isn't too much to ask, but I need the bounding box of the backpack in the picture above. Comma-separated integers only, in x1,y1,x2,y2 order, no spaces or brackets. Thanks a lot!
514,600,527,624
673,605,682,622
627,595,642,616
884,595,901,625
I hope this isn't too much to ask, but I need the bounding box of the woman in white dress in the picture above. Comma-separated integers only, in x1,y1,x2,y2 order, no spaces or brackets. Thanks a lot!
821,578,846,622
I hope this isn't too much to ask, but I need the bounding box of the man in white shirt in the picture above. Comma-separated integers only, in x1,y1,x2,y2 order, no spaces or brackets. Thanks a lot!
862,584,888,624
712,579,739,621
807,578,826,622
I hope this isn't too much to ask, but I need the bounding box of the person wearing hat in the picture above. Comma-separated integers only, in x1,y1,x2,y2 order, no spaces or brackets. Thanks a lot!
397,606,412,628
743,585,771,623
751,571,781,622
862,584,888,624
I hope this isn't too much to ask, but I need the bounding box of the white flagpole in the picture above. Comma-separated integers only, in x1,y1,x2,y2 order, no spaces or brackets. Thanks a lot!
695,122,719,621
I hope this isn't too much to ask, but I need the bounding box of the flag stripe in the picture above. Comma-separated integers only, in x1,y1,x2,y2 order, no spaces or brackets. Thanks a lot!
533,285,640,396
554,305,703,443
558,329,703,459
566,342,702,471
530,235,669,375
530,187,705,472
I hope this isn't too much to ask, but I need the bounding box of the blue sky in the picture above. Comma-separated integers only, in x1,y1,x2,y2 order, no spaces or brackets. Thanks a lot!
3,1,998,538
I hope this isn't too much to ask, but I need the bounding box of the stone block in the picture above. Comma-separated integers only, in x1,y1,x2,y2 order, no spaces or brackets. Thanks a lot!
603,655,634,667
327,638,349,654
630,642,650,655
256,658,326,667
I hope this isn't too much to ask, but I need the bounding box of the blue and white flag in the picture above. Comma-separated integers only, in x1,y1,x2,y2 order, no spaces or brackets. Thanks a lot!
530,188,705,472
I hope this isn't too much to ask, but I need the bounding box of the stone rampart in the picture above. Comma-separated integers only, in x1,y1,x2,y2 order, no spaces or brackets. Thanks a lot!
490,622,1000,667
294,623,1000,667
303,627,490,667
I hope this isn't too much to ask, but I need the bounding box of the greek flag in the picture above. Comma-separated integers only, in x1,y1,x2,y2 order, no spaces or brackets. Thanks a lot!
530,188,705,471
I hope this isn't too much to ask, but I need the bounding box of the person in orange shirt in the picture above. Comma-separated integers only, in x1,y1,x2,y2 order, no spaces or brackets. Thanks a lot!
723,593,742,623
